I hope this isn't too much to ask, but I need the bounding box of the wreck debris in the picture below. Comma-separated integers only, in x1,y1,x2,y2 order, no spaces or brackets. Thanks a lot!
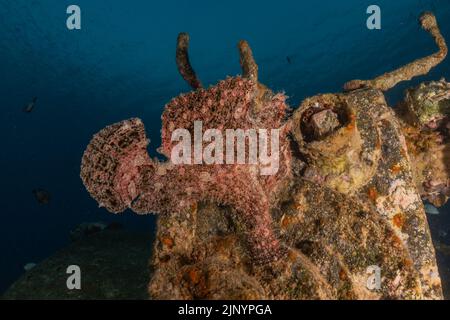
398,79,449,208
291,92,381,194
176,33,202,89
344,12,447,92
291,81,443,298
149,181,423,299
80,12,448,299
403,79,450,128
402,124,449,207
238,40,258,83
309,109,340,139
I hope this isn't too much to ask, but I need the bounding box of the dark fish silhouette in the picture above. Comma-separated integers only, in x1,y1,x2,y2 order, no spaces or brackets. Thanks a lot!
286,56,292,64
32,188,51,205
106,221,123,230
23,97,37,113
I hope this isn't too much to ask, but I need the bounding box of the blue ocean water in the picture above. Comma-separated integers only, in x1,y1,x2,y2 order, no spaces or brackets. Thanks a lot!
0,0,449,294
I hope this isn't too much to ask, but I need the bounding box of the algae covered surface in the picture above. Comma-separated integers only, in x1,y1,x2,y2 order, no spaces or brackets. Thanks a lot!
2,231,153,300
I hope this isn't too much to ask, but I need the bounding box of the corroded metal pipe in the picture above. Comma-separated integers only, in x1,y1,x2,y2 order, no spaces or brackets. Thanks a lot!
344,12,447,92
176,33,202,89
238,40,258,83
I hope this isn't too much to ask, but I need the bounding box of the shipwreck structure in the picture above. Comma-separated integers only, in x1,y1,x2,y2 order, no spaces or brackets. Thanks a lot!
81,12,449,299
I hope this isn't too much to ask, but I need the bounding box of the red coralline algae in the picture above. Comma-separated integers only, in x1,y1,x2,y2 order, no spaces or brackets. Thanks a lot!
81,41,293,264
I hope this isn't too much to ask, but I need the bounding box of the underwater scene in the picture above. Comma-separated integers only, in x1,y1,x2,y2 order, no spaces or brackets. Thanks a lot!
1,0,450,301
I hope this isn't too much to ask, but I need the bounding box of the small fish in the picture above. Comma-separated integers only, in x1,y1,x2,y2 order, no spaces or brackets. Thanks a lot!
438,230,448,238
23,97,37,113
106,221,123,230
425,203,440,215
286,56,292,64
69,222,108,242
24,263,36,271
32,188,51,205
